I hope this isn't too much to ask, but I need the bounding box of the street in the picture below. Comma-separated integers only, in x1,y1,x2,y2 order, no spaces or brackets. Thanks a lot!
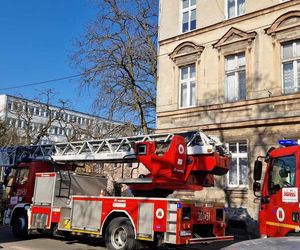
0,226,236,250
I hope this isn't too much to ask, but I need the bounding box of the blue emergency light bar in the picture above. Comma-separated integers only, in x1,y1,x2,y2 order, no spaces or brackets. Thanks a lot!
279,139,298,147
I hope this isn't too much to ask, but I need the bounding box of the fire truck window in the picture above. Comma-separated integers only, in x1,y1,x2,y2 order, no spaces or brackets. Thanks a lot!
268,155,296,193
17,168,29,185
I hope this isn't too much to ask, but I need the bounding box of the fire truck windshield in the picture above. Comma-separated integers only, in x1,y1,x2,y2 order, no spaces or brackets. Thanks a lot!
268,155,296,194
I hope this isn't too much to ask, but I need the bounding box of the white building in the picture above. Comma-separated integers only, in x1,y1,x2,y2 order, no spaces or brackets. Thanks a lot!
0,94,126,144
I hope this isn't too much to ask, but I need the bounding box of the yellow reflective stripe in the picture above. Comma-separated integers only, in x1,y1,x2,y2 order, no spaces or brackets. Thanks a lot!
266,221,299,230
136,237,153,241
68,229,100,235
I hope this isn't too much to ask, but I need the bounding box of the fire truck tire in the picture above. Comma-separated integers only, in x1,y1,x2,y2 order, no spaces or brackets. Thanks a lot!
12,211,28,239
105,217,137,250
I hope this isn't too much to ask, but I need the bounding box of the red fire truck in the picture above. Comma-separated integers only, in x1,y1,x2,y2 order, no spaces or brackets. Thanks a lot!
1,131,233,249
253,139,300,237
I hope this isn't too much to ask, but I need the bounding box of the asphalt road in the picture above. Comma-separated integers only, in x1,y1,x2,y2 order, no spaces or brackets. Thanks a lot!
0,226,236,250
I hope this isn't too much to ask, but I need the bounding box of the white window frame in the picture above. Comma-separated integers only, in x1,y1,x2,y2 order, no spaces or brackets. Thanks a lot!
180,0,196,33
179,64,196,108
226,0,245,20
227,141,248,188
281,40,300,94
225,53,246,102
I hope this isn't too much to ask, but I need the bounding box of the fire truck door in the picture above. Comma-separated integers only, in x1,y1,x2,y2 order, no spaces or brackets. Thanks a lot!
265,155,298,237
137,203,154,239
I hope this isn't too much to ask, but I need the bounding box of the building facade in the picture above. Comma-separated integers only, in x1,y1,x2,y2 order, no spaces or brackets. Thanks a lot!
0,94,134,181
0,94,126,144
157,0,300,218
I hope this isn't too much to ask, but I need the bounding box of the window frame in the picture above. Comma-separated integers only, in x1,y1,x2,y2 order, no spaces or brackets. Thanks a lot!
226,0,245,20
226,141,248,188
180,0,196,33
281,40,300,94
179,64,196,109
225,52,246,102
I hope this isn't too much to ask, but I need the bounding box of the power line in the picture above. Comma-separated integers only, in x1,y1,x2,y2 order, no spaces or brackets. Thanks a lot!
0,74,83,91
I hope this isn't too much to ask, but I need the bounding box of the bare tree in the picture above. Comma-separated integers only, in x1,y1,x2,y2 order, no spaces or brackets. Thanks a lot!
6,90,72,145
72,0,158,134
0,120,19,146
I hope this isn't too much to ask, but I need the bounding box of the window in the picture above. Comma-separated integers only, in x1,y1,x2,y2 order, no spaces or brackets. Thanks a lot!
268,155,296,194
34,107,39,116
16,168,29,185
179,64,196,108
7,102,12,110
227,141,248,187
29,107,34,115
225,53,246,102
181,0,196,33
282,40,300,94
227,0,245,19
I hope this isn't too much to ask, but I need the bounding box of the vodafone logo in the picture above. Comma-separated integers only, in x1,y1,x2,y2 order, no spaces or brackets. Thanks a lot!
284,191,296,197
276,207,285,222
282,188,298,203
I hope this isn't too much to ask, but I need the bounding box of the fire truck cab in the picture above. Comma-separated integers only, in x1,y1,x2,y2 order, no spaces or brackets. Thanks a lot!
253,139,300,237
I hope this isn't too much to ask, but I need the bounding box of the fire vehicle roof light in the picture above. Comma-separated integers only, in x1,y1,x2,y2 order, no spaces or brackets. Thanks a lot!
278,139,298,147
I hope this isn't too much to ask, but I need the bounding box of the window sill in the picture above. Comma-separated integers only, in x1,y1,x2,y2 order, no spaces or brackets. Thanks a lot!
226,13,245,21
180,29,197,35
225,186,248,192
178,105,196,110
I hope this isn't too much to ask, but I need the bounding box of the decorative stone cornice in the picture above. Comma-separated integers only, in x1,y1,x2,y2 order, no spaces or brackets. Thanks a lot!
169,41,204,65
266,10,300,36
213,27,257,49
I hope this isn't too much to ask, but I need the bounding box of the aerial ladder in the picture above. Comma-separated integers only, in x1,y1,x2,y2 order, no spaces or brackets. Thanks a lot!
0,130,229,193
0,130,233,249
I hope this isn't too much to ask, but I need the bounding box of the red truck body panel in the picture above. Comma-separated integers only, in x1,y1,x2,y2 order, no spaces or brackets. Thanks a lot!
259,145,300,237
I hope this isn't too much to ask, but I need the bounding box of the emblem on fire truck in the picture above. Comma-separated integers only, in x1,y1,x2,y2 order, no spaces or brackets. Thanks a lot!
276,207,285,222
156,208,164,219
178,144,184,154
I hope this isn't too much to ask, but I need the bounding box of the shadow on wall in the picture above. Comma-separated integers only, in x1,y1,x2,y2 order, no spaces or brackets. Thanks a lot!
184,73,288,239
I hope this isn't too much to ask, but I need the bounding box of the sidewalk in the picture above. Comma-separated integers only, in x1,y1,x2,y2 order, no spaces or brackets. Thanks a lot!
0,224,8,229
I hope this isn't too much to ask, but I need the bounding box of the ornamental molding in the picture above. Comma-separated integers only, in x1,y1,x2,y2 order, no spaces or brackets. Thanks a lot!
266,11,300,36
213,27,257,49
169,41,204,64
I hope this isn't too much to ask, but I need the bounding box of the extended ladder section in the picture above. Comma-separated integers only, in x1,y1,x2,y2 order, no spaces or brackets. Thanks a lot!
0,131,229,167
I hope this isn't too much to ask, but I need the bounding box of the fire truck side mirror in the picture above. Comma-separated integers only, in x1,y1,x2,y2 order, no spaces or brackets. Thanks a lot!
254,160,262,181
253,181,261,193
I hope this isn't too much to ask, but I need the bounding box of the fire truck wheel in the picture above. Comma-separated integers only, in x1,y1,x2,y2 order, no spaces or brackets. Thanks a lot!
12,211,28,239
105,217,137,250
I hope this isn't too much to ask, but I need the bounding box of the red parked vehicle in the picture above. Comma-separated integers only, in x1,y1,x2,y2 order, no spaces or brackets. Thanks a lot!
253,139,300,237
1,131,234,249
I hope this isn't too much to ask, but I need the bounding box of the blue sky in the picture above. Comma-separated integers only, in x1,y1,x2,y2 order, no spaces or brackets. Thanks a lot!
0,0,98,113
